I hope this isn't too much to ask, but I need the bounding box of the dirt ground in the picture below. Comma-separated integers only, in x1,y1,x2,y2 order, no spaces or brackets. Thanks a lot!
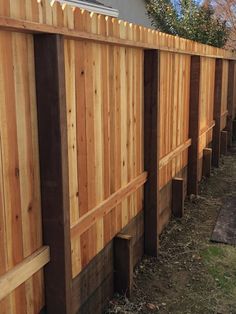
105,146,236,314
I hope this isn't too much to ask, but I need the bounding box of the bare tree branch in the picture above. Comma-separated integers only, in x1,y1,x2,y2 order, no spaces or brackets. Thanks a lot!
212,0,236,49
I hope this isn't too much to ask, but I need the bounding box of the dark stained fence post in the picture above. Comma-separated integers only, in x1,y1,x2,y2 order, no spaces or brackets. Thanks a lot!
226,61,235,147
34,34,72,314
144,50,160,256
202,148,212,178
172,178,184,218
114,234,133,297
187,56,201,195
220,130,228,155
233,120,236,140
212,59,223,167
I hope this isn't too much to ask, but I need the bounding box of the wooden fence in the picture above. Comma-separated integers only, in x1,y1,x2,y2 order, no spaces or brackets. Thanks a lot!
0,30,49,314
158,51,191,233
0,0,236,313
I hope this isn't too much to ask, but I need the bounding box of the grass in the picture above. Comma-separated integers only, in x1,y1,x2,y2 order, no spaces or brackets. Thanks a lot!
201,245,236,296
201,246,224,260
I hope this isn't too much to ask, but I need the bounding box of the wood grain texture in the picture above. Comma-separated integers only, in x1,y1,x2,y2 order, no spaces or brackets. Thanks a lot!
0,246,49,301
65,40,145,277
159,139,191,169
34,34,72,314
226,61,235,146
72,210,144,314
0,30,44,314
71,173,147,239
72,242,113,314
221,61,229,129
158,51,190,230
212,59,223,167
198,57,216,181
0,3,236,60
0,1,236,312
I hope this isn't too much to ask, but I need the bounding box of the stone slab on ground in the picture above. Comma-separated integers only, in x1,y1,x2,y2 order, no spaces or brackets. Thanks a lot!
211,197,236,245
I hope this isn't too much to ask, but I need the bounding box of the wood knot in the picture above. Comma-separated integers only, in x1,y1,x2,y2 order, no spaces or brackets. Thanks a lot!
15,168,20,177
28,203,33,212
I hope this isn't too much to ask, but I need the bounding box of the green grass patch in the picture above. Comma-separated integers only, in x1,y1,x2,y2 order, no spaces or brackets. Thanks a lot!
201,245,224,261
201,245,236,296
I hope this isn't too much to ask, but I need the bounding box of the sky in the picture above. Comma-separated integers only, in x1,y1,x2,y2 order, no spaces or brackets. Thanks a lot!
171,0,203,11
172,0,202,4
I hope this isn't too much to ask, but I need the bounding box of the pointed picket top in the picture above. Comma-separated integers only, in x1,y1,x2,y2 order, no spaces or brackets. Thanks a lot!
0,0,233,59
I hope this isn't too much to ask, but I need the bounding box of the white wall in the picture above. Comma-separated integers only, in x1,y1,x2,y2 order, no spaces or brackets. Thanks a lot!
98,0,153,28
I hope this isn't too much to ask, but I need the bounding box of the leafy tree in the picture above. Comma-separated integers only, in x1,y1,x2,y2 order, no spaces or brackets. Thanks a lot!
211,0,236,50
145,0,229,48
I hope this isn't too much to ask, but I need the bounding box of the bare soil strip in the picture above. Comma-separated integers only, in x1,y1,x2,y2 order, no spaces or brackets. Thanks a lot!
105,149,236,314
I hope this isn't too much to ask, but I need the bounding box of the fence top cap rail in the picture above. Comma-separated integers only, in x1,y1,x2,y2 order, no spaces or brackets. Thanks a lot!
0,0,235,59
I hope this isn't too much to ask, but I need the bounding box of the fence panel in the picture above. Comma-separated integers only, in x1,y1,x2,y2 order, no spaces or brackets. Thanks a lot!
158,51,191,233
198,57,216,180
0,30,45,313
0,0,235,312
64,39,145,278
221,60,229,130
233,65,236,118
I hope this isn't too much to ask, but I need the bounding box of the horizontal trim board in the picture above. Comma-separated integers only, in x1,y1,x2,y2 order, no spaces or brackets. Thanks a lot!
0,17,235,59
200,121,215,136
0,246,50,301
221,110,228,118
70,172,147,237
159,139,192,169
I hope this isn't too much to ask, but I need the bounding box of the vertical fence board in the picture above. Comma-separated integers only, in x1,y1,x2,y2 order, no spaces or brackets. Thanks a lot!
212,59,223,167
0,30,44,314
0,2,236,313
226,61,235,146
198,57,215,182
